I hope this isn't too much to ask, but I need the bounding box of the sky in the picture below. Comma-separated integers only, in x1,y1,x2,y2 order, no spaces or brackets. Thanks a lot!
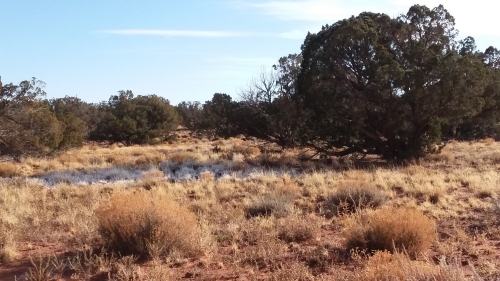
2,0,500,105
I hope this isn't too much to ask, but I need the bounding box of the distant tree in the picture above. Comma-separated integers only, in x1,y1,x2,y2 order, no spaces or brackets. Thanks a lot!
48,96,102,133
201,93,240,139
236,55,303,148
90,91,180,144
175,101,204,130
295,5,499,160
0,78,64,157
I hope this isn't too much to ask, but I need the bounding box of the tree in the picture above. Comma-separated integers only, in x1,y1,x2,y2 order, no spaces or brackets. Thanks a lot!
0,78,64,157
200,93,239,139
295,5,496,160
48,96,102,134
236,55,303,148
90,91,180,144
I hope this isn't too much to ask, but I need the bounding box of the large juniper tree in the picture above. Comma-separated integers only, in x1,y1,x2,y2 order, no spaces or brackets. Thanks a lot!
295,4,500,160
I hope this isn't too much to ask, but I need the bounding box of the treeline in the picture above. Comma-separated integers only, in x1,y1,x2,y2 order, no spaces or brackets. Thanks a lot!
2,4,500,161
0,80,180,158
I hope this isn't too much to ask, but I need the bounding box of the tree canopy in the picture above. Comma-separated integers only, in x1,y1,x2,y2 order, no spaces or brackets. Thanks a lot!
90,91,180,144
294,5,500,160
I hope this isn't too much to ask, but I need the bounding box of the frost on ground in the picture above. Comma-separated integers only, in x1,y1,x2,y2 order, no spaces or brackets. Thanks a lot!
32,160,301,186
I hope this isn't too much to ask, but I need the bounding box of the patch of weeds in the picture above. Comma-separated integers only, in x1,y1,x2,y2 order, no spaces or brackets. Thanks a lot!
246,194,294,219
324,183,387,216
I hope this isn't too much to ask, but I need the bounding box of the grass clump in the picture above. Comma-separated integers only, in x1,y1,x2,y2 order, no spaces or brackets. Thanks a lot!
277,214,319,243
325,182,387,215
344,207,437,257
95,190,201,259
245,194,295,219
0,162,19,177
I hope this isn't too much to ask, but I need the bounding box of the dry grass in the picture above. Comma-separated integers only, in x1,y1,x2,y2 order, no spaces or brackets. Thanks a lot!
0,139,499,279
277,213,320,243
351,251,475,281
95,190,202,259
343,207,437,257
245,193,295,218
324,181,388,215
0,162,19,177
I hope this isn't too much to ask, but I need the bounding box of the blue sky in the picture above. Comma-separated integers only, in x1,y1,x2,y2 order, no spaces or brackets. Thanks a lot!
2,0,500,105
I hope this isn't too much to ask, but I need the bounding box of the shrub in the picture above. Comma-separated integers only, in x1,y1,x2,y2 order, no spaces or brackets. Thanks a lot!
425,151,455,163
344,207,437,257
354,251,442,281
0,162,19,177
166,152,197,164
95,190,200,259
245,194,294,219
271,261,314,281
479,137,495,144
277,214,318,243
230,160,249,171
324,182,387,216
351,250,475,281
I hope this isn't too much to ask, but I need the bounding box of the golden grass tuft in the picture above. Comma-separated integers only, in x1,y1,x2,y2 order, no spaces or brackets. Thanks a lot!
231,160,249,171
271,261,314,281
246,193,295,219
166,152,198,164
95,190,202,259
0,232,18,264
426,151,455,163
324,182,387,215
0,162,19,177
199,171,215,181
343,207,437,257
479,137,495,144
277,214,319,243
356,251,435,280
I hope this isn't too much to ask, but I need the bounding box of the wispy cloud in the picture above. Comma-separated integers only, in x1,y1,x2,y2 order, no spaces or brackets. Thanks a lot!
279,29,308,39
242,0,382,22
100,29,253,38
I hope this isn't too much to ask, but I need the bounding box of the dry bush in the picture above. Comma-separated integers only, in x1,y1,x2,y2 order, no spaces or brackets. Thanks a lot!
136,154,166,167
324,182,387,215
246,194,295,219
25,253,66,281
479,137,495,144
355,251,433,280
95,190,201,259
88,156,104,165
250,153,297,168
199,171,215,181
0,231,18,263
106,154,130,166
68,248,117,279
232,145,261,157
141,169,164,180
141,263,172,281
240,236,288,268
277,214,319,243
344,207,437,257
353,251,474,281
108,255,141,281
231,160,249,171
271,261,314,281
0,161,19,177
486,151,500,164
166,152,198,164
426,151,455,163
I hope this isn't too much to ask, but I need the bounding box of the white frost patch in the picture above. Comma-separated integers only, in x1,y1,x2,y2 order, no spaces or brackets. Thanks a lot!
31,160,304,187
